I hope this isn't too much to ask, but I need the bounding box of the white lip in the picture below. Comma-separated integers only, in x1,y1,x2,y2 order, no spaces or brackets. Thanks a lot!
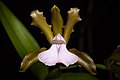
38,33,78,66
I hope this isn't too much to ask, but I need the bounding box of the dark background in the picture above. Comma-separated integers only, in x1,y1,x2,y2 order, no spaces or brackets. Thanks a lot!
0,0,119,80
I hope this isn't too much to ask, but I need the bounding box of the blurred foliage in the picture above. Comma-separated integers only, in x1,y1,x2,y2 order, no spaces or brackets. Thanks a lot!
0,1,48,80
104,45,120,80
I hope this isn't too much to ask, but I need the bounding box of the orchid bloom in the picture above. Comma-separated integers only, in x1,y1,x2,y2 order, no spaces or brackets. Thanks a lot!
19,5,97,75
38,33,78,66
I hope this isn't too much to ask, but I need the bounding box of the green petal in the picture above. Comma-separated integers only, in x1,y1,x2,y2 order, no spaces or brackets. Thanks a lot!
19,47,47,72
69,48,97,75
31,10,53,44
63,8,81,44
51,5,63,35
0,1,48,80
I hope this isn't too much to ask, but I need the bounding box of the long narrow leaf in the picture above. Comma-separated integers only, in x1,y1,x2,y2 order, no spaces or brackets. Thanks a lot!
0,1,48,80
53,72,99,80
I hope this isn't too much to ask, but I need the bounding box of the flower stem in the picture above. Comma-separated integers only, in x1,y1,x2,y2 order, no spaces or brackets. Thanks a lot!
60,64,107,70
96,64,107,70
60,65,78,70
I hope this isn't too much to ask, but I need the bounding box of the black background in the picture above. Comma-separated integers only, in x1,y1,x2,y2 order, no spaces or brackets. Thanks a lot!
0,0,119,80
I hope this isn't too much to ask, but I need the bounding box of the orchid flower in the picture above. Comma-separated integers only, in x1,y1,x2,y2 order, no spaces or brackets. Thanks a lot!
19,5,97,75
38,33,78,66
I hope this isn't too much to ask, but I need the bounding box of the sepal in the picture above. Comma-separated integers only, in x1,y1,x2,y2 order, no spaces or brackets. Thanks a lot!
51,5,63,35
69,48,96,75
19,47,47,72
30,10,53,43
63,8,82,43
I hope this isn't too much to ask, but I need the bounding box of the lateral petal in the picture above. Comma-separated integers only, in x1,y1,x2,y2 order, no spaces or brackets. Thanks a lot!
69,48,97,75
19,47,47,72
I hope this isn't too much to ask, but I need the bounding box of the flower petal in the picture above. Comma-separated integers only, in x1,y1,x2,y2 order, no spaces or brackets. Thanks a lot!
58,44,78,66
38,44,58,66
63,8,82,44
19,47,47,72
51,5,63,35
30,10,53,44
52,33,66,44
69,48,97,75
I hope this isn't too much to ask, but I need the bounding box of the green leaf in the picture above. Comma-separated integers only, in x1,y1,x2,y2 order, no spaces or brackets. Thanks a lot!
53,72,99,80
0,1,48,80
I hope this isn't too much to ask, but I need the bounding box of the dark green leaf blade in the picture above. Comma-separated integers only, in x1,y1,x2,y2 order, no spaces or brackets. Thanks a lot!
0,1,40,57
0,1,48,80
53,72,99,80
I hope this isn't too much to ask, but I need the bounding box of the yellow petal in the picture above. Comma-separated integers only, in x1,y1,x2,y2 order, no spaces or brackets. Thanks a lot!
69,48,97,75
19,47,47,72
63,8,82,44
51,5,63,35
30,10,53,44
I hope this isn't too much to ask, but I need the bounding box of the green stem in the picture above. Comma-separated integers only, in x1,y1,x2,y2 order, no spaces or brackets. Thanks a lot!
60,65,78,70
96,64,107,70
60,64,107,70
